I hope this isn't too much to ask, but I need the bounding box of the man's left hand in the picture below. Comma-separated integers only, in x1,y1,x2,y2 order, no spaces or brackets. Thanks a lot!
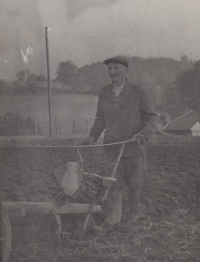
133,133,147,146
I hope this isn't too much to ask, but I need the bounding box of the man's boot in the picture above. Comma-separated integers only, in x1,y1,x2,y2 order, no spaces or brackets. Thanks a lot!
93,187,122,233
127,188,141,224
106,186,122,225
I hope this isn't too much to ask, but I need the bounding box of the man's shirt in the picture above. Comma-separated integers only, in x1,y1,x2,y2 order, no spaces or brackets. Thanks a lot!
112,81,126,105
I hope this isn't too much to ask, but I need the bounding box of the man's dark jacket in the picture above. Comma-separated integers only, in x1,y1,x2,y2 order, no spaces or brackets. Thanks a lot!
89,80,158,157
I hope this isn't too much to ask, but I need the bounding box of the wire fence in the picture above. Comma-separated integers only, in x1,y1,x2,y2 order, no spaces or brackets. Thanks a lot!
35,117,95,136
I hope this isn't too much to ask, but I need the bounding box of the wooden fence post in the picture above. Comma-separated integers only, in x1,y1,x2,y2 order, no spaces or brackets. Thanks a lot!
45,26,52,137
86,119,88,133
55,118,58,135
34,118,38,135
73,120,75,134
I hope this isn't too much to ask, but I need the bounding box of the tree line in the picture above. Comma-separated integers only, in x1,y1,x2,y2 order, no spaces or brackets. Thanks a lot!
2,55,199,120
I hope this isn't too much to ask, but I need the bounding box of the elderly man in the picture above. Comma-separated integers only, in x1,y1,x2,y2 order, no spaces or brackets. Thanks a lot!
84,56,158,230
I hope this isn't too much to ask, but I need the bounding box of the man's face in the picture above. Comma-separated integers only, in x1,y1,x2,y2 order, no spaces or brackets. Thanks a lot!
107,63,128,84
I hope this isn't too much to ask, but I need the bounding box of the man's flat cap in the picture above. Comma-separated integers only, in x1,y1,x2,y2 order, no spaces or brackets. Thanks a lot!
104,56,129,67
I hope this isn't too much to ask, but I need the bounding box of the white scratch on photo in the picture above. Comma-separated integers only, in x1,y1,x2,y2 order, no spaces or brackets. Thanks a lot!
21,46,34,64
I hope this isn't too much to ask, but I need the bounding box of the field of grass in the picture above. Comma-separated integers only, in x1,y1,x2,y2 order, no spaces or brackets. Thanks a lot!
0,94,98,135
0,135,200,262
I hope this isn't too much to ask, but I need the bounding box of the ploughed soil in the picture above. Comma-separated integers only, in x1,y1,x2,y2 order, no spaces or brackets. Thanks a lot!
0,135,200,262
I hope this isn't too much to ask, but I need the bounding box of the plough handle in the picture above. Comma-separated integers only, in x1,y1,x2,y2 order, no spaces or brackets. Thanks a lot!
102,142,126,202
101,138,137,202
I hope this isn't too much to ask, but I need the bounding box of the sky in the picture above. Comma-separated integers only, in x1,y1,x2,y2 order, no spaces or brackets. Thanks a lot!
1,0,200,79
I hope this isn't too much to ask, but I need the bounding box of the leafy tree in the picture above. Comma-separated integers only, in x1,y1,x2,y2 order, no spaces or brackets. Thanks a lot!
0,79,6,95
35,74,46,82
16,69,30,81
165,60,200,117
78,56,194,96
16,70,46,83
0,79,5,88
174,61,200,109
27,73,36,83
55,60,78,85
180,55,189,63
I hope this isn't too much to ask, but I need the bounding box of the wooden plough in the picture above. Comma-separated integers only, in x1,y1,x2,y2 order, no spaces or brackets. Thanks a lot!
1,143,127,262
0,201,102,262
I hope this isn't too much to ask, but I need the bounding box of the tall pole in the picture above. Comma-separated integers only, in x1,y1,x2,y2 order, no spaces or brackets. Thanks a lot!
45,26,52,136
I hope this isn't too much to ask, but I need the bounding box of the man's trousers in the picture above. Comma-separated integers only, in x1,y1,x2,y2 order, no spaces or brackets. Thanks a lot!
105,156,144,225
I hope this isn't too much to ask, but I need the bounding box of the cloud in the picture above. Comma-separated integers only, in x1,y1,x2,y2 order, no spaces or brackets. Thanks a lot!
66,0,119,18
1,0,200,78
42,0,200,69
36,0,123,72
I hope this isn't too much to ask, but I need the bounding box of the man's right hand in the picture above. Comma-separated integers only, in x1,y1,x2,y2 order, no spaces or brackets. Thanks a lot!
82,136,95,145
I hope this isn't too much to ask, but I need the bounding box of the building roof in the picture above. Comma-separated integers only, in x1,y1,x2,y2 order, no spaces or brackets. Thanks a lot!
163,108,200,131
191,122,200,131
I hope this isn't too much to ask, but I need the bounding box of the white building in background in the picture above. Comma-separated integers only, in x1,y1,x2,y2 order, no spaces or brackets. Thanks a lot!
163,108,200,135
191,122,200,136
